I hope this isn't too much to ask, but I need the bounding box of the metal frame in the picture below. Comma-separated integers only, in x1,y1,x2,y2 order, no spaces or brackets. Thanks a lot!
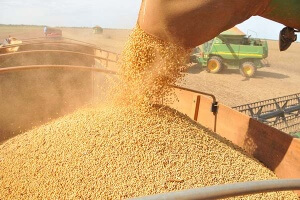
233,93,300,134
130,179,300,200
0,65,117,75
0,41,101,52
0,50,118,63
0,39,119,56
166,85,219,132
0,37,120,68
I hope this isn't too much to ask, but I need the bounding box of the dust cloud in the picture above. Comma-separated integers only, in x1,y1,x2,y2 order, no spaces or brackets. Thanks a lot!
0,42,114,143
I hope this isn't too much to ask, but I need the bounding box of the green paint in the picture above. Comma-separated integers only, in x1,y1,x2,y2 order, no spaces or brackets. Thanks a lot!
291,132,300,138
191,30,268,71
265,0,300,28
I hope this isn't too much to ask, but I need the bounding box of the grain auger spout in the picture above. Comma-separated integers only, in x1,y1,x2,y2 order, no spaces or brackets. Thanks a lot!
138,0,300,50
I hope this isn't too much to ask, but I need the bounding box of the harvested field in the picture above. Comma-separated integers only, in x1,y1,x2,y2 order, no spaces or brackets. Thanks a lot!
0,26,42,41
2,25,299,107
0,104,298,199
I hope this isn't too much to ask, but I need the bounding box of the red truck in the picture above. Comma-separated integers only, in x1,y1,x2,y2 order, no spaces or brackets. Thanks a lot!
44,27,62,38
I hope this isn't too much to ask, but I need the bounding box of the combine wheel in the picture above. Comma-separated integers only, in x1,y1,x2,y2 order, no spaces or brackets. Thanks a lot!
207,56,223,73
240,61,257,77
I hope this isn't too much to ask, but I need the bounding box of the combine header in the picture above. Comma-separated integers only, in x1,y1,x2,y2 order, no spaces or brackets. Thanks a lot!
233,94,300,138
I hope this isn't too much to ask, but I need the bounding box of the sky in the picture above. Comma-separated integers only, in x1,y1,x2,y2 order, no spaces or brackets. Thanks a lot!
0,0,294,41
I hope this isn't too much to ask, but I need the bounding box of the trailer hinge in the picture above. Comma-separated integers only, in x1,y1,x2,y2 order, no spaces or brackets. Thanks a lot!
211,102,219,114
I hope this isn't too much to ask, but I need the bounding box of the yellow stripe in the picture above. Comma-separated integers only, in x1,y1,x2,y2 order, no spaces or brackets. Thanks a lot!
214,52,262,57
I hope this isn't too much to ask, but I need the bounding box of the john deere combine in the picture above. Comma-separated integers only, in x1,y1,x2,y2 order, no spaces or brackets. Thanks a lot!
191,27,268,77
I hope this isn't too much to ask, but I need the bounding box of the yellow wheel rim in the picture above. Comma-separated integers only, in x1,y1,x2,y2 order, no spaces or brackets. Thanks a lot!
208,60,219,72
243,66,253,76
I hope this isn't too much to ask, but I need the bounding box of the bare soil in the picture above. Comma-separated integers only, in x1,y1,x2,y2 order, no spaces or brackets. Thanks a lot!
184,41,300,106
1,26,299,107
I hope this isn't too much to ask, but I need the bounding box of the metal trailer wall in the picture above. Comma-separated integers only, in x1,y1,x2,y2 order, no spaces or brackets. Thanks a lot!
0,40,119,143
163,87,300,195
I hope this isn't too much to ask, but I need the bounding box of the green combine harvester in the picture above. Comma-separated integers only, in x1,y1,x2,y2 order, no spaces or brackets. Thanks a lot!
191,27,268,77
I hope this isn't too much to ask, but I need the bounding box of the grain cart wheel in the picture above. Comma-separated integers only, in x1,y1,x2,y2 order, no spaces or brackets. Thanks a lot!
207,56,223,73
240,62,257,77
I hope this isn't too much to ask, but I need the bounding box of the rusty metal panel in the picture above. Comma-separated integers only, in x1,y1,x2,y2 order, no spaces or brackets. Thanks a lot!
215,103,251,150
164,89,199,120
94,49,119,70
169,87,300,187
196,95,217,132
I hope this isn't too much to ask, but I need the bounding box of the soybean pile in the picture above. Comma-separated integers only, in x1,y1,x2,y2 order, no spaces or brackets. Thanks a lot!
0,26,298,199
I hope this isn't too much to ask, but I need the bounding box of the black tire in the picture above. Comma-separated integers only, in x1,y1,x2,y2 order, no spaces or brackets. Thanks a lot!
240,61,257,77
207,56,223,73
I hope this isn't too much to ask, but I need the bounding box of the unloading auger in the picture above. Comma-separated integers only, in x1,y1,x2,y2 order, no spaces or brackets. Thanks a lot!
138,0,300,50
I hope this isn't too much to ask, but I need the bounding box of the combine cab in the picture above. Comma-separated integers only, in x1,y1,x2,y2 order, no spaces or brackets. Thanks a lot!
191,27,268,77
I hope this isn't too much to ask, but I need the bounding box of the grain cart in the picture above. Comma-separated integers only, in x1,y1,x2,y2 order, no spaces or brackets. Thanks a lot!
0,65,299,199
0,38,119,137
136,0,300,198
190,27,268,77
0,38,299,199
0,0,300,199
